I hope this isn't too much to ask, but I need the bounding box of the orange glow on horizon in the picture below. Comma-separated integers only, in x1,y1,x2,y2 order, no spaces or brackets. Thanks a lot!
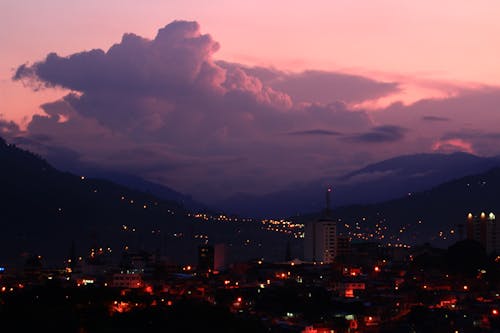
432,139,474,154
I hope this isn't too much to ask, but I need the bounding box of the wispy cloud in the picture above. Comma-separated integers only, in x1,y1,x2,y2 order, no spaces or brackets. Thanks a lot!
421,115,450,122
345,125,407,143
287,129,342,136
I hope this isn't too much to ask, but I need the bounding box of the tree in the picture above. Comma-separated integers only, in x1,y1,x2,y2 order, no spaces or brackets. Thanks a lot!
445,239,487,277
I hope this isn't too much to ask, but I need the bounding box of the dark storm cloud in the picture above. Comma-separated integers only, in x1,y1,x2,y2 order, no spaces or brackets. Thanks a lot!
346,125,407,143
218,61,400,104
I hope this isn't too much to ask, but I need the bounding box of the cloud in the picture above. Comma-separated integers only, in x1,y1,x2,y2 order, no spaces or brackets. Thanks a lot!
376,88,500,130
372,88,500,154
436,129,500,155
0,119,21,137
421,115,450,122
12,20,384,201
338,169,396,185
287,129,342,136
13,20,499,203
441,130,500,141
218,61,400,104
15,21,223,94
345,125,407,143
432,139,474,154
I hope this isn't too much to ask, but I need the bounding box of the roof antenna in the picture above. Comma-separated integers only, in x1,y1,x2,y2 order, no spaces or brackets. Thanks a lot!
325,186,332,217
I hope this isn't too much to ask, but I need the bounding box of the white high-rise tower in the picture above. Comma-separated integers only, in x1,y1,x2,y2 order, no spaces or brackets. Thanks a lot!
304,187,337,263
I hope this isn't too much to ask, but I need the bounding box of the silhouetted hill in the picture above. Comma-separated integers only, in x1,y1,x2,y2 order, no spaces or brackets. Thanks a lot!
295,166,500,248
0,137,297,268
72,168,210,211
216,152,500,218
0,137,194,266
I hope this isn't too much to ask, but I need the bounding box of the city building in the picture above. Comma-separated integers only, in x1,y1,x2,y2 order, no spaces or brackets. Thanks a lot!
111,272,143,289
335,280,366,298
304,188,337,263
214,243,227,272
198,244,214,272
466,212,500,254
336,235,351,261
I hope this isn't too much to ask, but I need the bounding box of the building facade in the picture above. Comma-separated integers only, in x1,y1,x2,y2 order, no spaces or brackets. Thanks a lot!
466,212,500,254
304,188,337,263
197,244,214,272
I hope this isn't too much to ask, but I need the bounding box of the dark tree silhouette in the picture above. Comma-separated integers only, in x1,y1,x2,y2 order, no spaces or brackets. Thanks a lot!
445,239,488,277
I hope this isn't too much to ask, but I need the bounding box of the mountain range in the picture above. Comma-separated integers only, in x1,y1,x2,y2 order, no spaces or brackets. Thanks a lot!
0,137,296,268
5,134,500,268
307,165,500,248
215,152,500,218
38,141,500,220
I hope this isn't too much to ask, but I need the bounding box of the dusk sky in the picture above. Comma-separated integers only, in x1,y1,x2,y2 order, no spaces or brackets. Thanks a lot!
1,1,500,203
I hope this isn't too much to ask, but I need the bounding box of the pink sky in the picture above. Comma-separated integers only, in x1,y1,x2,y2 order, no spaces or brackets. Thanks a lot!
2,0,500,124
2,1,500,201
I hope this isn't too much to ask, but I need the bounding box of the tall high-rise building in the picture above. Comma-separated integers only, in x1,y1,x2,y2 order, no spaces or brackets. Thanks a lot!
304,187,337,263
197,244,214,272
466,212,500,254
336,236,351,261
214,243,227,272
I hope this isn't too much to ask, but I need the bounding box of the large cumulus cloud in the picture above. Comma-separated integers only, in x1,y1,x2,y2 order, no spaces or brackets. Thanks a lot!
16,20,492,203
217,62,400,105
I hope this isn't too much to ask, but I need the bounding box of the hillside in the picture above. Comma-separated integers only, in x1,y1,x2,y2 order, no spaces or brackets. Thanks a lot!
0,138,297,268
296,166,500,248
216,152,500,218
0,137,192,266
